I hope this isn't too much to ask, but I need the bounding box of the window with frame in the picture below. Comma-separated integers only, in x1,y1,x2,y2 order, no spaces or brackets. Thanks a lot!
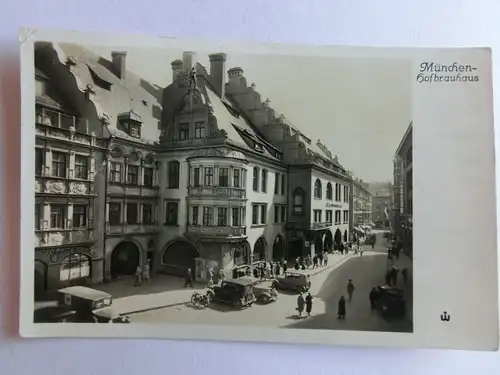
179,123,189,140
326,210,333,223
35,148,44,176
281,174,286,195
50,205,65,229
59,253,90,282
274,205,279,223
335,210,341,224
191,206,199,225
313,209,320,223
165,201,178,225
193,167,200,187
344,186,349,202
204,167,213,186
143,167,154,187
261,169,267,192
73,205,87,228
143,204,153,224
168,161,180,189
194,122,205,138
127,165,139,185
125,121,141,138
110,163,122,183
314,179,322,199
202,207,213,226
35,204,41,230
252,205,259,225
232,207,241,226
326,183,333,200
292,187,305,213
260,204,267,224
74,155,88,180
109,203,121,225
281,206,287,222
126,203,138,224
343,210,349,224
335,183,341,201
217,207,228,226
274,173,280,194
233,169,240,188
252,167,259,191
51,151,67,178
219,168,229,187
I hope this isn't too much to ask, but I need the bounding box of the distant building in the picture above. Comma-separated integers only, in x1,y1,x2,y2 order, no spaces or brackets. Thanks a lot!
368,181,393,228
349,177,372,238
393,122,413,256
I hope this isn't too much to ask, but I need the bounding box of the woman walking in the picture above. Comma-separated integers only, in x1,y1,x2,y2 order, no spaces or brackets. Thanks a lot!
305,292,313,317
296,292,305,317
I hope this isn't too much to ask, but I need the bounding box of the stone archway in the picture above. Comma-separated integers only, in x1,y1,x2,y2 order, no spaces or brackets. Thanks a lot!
324,230,333,253
111,241,141,277
272,234,286,261
334,229,342,247
162,240,200,277
344,230,348,242
253,237,267,261
34,259,47,299
288,237,303,261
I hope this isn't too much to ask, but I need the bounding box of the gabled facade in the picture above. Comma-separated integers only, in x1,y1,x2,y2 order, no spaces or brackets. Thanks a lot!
349,177,373,237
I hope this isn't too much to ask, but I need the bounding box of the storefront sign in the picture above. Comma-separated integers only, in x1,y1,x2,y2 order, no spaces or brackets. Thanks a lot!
326,202,342,208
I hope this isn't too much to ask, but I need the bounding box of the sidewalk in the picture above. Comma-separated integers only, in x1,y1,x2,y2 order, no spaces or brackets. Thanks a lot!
110,253,355,316
392,253,413,323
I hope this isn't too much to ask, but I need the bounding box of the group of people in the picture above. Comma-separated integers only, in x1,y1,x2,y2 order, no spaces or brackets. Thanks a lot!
252,260,288,279
134,263,151,287
293,252,329,270
384,265,408,286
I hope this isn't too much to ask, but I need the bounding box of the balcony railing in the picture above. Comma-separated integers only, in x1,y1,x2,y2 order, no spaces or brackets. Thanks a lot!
35,230,95,248
188,186,246,199
187,225,247,237
36,178,94,195
106,223,159,235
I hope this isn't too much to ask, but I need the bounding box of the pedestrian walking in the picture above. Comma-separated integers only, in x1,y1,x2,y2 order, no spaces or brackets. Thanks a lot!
306,255,312,269
318,252,323,267
359,245,364,257
301,262,306,271
369,287,378,310
134,265,142,287
401,267,408,285
282,260,288,273
294,258,300,270
296,292,305,317
207,268,214,287
253,267,259,278
275,262,281,276
323,252,328,266
142,263,151,284
218,268,225,283
347,279,355,301
313,255,318,268
184,268,193,288
339,242,344,255
337,296,346,319
385,270,392,285
260,264,266,279
305,292,313,317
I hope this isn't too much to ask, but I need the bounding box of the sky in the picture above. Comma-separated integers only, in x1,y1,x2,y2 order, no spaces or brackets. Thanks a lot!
89,45,412,181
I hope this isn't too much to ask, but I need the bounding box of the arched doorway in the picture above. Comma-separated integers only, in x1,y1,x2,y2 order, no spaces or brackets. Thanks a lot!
315,233,323,255
324,230,333,253
233,241,251,266
288,237,303,261
334,229,342,247
272,235,285,261
60,253,91,285
344,230,348,242
162,240,199,277
111,241,141,277
253,237,266,261
34,260,47,298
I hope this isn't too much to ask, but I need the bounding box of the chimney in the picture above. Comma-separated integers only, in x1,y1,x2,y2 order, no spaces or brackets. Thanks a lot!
171,59,183,81
111,51,127,80
182,51,196,73
209,53,227,98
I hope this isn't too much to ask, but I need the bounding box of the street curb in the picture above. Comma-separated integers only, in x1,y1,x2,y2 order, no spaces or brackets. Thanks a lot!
122,255,354,316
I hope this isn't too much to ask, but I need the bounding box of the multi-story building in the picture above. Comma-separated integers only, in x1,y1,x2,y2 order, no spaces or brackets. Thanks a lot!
369,181,393,228
349,177,372,237
32,45,354,287
33,42,108,294
393,122,413,256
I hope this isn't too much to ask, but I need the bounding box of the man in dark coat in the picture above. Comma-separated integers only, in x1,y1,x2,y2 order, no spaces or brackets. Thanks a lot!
305,292,313,317
385,270,392,285
337,296,346,319
184,268,193,288
369,287,379,309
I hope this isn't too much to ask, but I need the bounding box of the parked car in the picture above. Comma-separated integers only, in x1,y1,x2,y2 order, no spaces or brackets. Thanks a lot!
373,285,406,319
237,276,278,304
208,278,256,309
273,271,311,293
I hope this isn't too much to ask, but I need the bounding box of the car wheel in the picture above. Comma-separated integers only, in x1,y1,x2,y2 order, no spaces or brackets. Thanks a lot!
272,280,278,289
261,295,270,304
233,299,243,309
190,295,197,305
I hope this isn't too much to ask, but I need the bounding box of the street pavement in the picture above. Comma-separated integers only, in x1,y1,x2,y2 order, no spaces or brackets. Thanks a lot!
130,231,413,333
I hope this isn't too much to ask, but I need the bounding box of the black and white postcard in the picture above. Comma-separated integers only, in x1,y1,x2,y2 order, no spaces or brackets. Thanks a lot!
19,28,498,351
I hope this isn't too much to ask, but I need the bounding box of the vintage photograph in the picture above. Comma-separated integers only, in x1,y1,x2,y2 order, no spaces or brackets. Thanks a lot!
31,40,414,332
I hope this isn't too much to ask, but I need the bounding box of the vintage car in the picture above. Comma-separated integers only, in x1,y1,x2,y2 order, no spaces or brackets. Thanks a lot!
57,286,120,323
272,271,311,293
373,285,406,319
208,278,256,309
237,276,278,304
93,307,131,323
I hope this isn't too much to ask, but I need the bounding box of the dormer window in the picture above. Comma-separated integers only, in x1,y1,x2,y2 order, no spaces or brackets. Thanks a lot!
118,111,142,139
254,143,264,152
194,122,205,138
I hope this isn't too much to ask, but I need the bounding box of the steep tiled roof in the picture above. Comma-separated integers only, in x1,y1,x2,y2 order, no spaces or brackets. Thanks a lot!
53,43,163,144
